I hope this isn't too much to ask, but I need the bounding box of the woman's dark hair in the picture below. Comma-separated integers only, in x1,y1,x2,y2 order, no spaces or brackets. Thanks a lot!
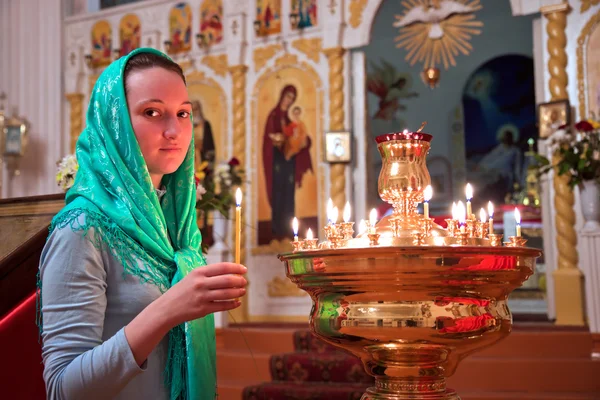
124,52,186,91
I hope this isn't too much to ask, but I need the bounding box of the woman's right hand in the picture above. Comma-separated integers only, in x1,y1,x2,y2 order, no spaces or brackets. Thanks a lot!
161,262,247,327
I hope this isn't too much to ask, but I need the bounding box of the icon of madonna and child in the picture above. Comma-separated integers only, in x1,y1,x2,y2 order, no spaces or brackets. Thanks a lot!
262,85,314,242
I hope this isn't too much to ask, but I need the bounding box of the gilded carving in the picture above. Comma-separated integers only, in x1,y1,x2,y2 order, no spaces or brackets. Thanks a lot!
253,44,283,71
65,93,84,153
292,38,322,63
201,54,228,77
323,47,346,212
577,9,600,119
268,276,307,297
542,3,570,101
581,0,600,13
349,0,368,28
274,53,299,67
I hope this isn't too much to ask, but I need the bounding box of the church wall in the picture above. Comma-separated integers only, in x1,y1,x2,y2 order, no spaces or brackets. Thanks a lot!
359,0,537,213
0,0,63,198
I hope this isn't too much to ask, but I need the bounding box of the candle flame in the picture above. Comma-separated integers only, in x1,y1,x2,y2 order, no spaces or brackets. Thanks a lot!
369,208,378,226
423,185,433,202
487,201,494,218
465,183,473,200
358,219,367,234
235,187,242,207
479,208,487,223
456,201,466,224
331,207,339,224
343,201,351,223
292,217,298,236
451,202,457,220
306,228,313,240
514,207,521,225
326,198,334,222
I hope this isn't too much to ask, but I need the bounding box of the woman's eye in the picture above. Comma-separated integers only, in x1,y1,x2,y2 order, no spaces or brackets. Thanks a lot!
144,109,160,117
179,111,191,118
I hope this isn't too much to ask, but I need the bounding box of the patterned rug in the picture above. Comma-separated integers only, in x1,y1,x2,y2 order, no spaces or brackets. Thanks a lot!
242,331,372,400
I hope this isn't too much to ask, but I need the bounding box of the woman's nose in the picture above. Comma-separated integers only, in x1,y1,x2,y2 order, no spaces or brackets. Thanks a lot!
163,115,181,139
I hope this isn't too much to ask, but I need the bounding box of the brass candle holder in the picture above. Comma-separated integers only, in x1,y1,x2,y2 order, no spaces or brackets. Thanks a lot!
291,239,302,252
279,129,542,400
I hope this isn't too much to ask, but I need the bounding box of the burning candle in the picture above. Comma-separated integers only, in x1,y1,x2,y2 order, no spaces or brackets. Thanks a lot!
479,208,487,223
292,217,299,242
456,201,466,233
358,219,367,235
235,188,242,264
423,185,433,219
306,228,313,240
515,207,521,237
488,201,494,234
343,201,351,223
326,198,334,224
369,208,378,234
465,183,473,218
331,206,339,224
451,202,457,220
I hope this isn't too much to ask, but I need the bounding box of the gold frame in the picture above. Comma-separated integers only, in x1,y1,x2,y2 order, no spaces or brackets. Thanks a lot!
537,99,570,139
2,112,29,157
577,9,600,120
324,131,351,163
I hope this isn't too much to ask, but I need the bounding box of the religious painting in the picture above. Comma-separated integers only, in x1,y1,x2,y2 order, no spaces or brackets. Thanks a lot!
4,126,23,155
169,2,193,54
586,21,600,118
91,20,112,68
538,99,570,140
200,0,223,46
256,0,282,36
325,131,351,163
119,14,141,57
290,0,317,29
462,55,537,207
255,67,321,245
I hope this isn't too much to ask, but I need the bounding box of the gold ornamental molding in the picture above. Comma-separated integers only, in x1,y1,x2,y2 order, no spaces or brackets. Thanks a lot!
577,9,600,119
323,47,347,213
250,55,325,253
542,2,570,101
201,54,228,77
268,276,307,297
581,0,600,13
292,38,322,63
65,93,84,153
253,44,283,71
349,0,368,28
275,53,299,67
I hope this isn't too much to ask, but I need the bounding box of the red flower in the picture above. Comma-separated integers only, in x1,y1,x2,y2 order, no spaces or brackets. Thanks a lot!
194,175,201,187
575,120,594,132
558,123,569,130
228,157,240,166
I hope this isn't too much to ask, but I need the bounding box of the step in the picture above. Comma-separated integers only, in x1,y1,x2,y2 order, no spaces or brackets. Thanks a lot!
270,352,371,383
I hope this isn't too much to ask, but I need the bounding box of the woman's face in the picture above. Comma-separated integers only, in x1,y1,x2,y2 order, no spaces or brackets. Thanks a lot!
126,67,192,188
280,91,296,110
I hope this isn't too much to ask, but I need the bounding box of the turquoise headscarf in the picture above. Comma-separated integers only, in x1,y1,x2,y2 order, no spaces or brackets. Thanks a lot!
45,48,215,399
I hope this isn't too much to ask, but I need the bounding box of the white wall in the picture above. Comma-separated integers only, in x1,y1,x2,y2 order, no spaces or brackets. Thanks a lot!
0,0,64,198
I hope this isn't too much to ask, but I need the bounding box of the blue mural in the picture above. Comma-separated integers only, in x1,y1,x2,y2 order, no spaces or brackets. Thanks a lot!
462,54,536,205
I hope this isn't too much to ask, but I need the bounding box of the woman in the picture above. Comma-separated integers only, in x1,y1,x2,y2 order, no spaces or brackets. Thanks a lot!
38,48,246,400
262,85,312,239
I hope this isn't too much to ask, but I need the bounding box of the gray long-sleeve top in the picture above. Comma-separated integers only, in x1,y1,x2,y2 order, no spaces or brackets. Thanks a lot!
39,214,170,400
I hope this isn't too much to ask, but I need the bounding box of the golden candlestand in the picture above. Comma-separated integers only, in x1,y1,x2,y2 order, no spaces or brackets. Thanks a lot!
279,131,542,400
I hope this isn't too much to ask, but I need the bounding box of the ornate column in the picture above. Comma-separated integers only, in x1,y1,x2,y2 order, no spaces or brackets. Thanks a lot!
323,47,347,212
542,2,584,326
228,64,248,323
65,93,84,153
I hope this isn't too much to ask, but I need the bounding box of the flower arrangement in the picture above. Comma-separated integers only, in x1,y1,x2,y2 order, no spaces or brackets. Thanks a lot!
194,157,244,219
535,118,600,188
56,154,78,191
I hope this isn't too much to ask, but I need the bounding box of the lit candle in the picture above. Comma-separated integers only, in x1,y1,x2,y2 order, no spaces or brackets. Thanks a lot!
292,217,299,242
423,185,433,219
369,208,378,234
326,198,334,224
479,208,487,223
343,201,351,223
451,202,457,220
456,201,466,233
331,206,339,224
306,228,313,240
358,219,367,235
235,188,242,264
488,201,494,234
515,207,521,237
465,183,473,218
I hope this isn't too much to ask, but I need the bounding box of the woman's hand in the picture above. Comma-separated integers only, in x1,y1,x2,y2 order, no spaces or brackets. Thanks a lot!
163,263,247,326
124,263,247,366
